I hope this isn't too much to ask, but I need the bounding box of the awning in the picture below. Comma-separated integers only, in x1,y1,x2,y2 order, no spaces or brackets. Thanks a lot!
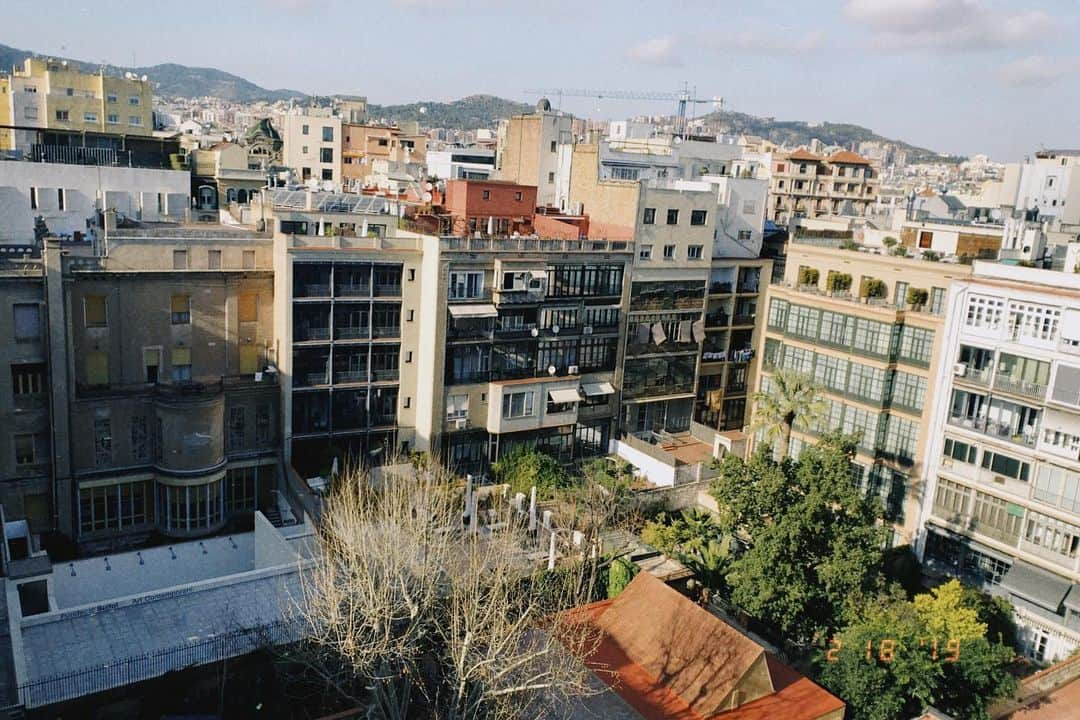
1065,584,1080,613
582,382,616,397
1000,560,1072,611
548,387,582,404
448,304,498,318
529,269,548,279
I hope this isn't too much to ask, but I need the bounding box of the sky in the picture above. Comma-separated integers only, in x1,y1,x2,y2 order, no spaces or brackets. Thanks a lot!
6,0,1078,160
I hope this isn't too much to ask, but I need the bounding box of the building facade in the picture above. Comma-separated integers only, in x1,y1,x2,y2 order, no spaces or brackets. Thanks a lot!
918,262,1080,662
496,101,574,207
281,108,342,185
769,149,878,224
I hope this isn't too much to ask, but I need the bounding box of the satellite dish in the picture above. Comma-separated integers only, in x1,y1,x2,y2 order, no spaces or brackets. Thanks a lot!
547,365,557,376
140,75,148,82
530,327,539,337
551,324,560,335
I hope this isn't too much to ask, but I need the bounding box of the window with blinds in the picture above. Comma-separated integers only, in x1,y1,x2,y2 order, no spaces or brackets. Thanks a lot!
171,295,191,324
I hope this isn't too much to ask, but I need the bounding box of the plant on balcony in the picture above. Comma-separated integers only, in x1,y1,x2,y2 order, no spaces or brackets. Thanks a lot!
797,266,820,287
883,236,898,248
859,277,887,299
906,287,929,309
825,270,852,295
839,238,860,251
749,368,825,461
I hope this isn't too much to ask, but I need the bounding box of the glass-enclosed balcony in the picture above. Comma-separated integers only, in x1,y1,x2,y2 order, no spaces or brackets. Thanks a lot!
948,389,1041,447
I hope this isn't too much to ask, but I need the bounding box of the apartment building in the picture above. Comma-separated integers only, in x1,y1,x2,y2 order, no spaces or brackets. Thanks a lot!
769,149,878,223
0,58,153,152
280,107,342,184
340,122,426,187
496,99,574,207
918,263,1080,662
259,189,425,472
427,146,495,181
757,235,972,541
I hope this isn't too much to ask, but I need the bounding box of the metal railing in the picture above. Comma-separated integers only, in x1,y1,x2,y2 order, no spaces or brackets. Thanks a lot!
335,326,370,340
18,620,299,708
335,283,371,297
994,374,1047,401
31,144,126,167
298,327,330,341
440,236,632,254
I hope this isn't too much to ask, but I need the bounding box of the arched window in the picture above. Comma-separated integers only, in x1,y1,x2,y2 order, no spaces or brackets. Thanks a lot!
198,185,217,209
226,188,237,203
236,189,248,204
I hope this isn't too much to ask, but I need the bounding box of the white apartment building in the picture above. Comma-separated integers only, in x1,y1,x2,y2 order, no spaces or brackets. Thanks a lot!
281,107,342,186
426,147,495,181
918,262,1080,663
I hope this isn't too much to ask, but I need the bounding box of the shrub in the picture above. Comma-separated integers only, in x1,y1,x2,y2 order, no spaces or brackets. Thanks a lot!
906,287,929,307
825,270,852,293
607,556,639,598
883,236,898,247
860,277,887,299
922,250,942,262
839,238,859,251
797,267,820,286
890,245,909,257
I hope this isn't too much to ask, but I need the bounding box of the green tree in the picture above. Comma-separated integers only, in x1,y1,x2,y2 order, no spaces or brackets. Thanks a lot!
491,445,572,500
750,368,826,461
818,580,1017,720
640,509,732,592
607,556,639,598
710,435,887,642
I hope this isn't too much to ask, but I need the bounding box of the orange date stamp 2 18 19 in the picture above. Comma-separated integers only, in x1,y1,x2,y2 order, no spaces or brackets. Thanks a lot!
825,637,961,663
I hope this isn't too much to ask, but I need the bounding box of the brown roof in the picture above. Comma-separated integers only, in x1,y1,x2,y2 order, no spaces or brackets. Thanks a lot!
570,573,844,720
918,188,937,197
786,149,822,162
827,150,871,165
1007,678,1080,719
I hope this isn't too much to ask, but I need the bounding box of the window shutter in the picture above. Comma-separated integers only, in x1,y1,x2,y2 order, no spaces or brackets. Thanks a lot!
239,345,259,374
86,352,109,385
238,293,257,323
84,295,107,326
171,295,190,314
172,347,191,366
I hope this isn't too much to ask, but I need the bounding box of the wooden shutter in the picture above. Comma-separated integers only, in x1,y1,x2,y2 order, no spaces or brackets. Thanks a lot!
239,345,259,374
170,295,189,314
238,293,257,323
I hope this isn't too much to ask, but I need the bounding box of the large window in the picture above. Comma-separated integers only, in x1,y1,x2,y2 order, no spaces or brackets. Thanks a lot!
1008,301,1059,342
943,437,977,464
965,295,1004,331
971,491,1023,543
1024,510,1080,562
84,295,107,328
446,394,469,420
228,407,246,450
818,311,853,347
502,391,534,419
1033,465,1080,514
548,265,624,297
130,416,148,463
847,363,887,404
158,479,225,533
226,467,258,513
13,304,40,341
980,450,1030,481
79,480,151,534
933,477,971,519
891,371,926,411
785,304,820,339
852,318,894,358
449,271,484,299
170,294,191,324
94,419,112,467
898,325,933,366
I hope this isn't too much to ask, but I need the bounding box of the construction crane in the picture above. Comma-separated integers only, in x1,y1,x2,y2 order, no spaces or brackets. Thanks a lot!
522,85,722,137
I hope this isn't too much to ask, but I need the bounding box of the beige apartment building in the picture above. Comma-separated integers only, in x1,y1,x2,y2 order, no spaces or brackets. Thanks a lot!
281,107,342,184
756,235,972,541
340,122,427,186
496,100,574,207
0,58,153,151
769,149,878,224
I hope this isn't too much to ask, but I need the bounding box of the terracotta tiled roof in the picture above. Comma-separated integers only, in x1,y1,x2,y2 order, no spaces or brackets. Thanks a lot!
569,573,845,720
827,150,872,165
786,149,822,162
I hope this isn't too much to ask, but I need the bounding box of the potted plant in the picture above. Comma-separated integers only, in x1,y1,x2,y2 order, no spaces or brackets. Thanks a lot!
797,267,820,288
906,287,929,310
825,270,852,296
890,245,909,257
860,277,887,302
883,236,898,248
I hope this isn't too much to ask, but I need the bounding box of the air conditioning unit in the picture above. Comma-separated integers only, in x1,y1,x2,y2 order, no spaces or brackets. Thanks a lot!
953,362,968,377
568,365,579,375
583,325,594,335
993,475,1006,485
454,417,469,430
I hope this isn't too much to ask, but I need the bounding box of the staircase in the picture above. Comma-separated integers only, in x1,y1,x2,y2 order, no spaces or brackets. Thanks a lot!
263,506,283,527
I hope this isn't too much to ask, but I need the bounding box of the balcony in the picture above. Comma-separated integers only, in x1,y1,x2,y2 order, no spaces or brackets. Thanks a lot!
297,327,331,342
302,372,329,387
335,283,371,298
370,368,400,382
374,283,402,297
300,283,331,298
708,282,734,296
957,365,993,388
372,325,401,339
947,414,1038,448
336,326,371,340
994,374,1047,401
705,313,729,328
731,313,756,326
493,323,537,339
333,370,367,384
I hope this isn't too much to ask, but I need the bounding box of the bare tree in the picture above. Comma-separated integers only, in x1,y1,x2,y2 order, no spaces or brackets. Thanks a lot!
296,458,606,720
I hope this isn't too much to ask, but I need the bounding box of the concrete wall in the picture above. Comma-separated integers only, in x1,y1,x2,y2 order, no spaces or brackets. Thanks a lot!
567,143,638,240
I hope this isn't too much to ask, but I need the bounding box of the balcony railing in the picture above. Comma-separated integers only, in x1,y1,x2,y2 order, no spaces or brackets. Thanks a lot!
333,370,367,384
335,326,371,340
371,369,399,382
494,323,537,339
947,414,1038,447
300,283,331,298
302,372,329,386
709,282,734,295
372,325,401,339
374,284,402,297
958,366,993,388
705,313,728,328
994,374,1047,401
297,327,330,341
732,313,756,326
335,283,371,297
623,380,695,400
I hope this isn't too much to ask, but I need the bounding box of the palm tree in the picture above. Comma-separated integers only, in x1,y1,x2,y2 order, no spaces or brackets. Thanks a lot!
751,368,826,461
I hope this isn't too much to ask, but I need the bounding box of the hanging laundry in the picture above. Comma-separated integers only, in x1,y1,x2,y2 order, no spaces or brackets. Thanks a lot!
636,323,651,345
652,322,668,345
692,318,706,343
677,320,692,343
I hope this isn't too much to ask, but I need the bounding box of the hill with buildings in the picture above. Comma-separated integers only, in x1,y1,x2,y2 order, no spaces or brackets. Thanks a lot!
366,95,532,129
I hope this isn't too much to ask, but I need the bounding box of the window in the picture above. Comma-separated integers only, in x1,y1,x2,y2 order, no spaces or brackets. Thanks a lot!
446,394,469,420
502,391,534,419
690,209,707,225
943,438,977,464
238,293,258,322
170,294,191,324
666,209,679,225
1033,465,1080,513
302,124,310,135
449,271,484,299
55,110,69,121
482,189,490,200
639,245,653,260
514,191,523,201
29,187,37,209
929,287,946,315
891,371,926,410
981,450,1030,481
228,407,245,450
13,303,40,340
320,148,334,163
965,295,1004,331
226,467,257,513
14,434,35,465
130,416,148,462
322,126,333,142
83,295,108,328
933,477,971,518
547,172,555,183
322,168,333,181
302,146,309,155
86,351,109,386
242,250,256,269
256,404,272,444
738,230,753,241
1009,301,1060,342
128,115,142,126
94,419,112,467
550,140,557,153
173,250,188,270
56,187,65,211
898,325,933,366
208,249,221,269
83,111,97,123
972,490,1024,542
129,95,140,105
894,281,909,309
1025,510,1080,561
642,208,656,224
107,93,117,103
663,244,676,260
11,363,44,397
687,245,704,260
144,348,160,383
171,347,192,382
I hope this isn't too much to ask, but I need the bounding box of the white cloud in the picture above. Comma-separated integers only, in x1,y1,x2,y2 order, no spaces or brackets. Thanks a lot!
626,35,682,66
997,55,1080,88
843,0,1056,52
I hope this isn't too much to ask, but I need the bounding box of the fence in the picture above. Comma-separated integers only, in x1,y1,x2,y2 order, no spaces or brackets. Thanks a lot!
18,620,299,708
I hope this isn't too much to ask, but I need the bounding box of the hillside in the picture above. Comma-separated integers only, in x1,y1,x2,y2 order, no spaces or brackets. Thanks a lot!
0,43,304,102
699,109,958,163
366,95,531,129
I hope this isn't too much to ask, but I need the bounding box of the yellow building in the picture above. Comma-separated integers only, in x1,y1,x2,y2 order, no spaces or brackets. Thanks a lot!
0,58,153,150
